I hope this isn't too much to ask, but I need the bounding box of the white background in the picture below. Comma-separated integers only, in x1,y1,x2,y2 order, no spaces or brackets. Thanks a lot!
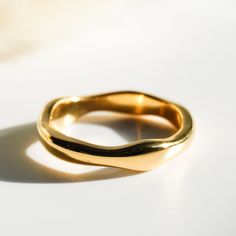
0,0,235,235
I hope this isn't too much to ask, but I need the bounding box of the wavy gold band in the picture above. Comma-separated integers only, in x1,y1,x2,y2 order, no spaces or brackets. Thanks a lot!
37,91,193,171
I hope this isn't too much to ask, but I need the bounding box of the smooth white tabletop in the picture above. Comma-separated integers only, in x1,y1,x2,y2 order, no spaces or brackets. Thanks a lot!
0,0,235,235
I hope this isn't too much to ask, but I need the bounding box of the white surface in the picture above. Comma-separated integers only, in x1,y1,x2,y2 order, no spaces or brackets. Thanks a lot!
0,0,236,235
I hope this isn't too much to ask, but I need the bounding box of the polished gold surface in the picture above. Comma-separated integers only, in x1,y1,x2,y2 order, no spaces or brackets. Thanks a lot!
37,91,193,171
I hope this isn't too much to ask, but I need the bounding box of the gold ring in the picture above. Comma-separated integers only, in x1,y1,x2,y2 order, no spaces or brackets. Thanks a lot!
37,91,193,171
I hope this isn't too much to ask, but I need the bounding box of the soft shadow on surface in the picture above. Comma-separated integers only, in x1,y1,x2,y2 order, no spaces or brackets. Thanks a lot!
0,123,137,183
0,114,175,183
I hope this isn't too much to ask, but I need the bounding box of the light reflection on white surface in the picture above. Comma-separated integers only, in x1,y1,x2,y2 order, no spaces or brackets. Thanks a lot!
156,124,203,233
0,0,130,60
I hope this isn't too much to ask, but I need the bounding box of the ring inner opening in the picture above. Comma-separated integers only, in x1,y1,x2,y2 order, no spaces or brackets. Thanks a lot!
49,93,182,144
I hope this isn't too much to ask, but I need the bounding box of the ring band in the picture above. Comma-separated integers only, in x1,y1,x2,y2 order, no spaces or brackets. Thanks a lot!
37,91,193,171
